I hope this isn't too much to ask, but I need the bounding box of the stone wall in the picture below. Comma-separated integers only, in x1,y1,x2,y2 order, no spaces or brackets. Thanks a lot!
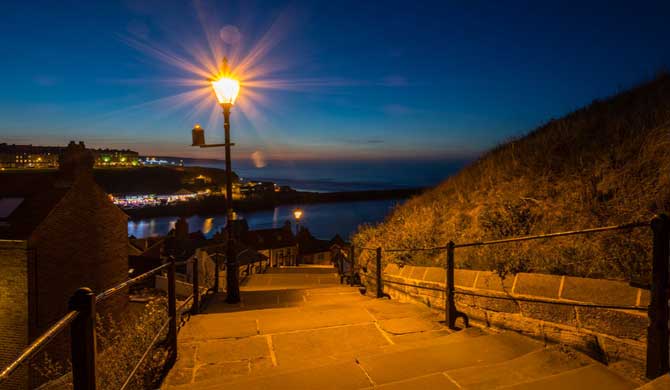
0,240,29,389
362,264,650,366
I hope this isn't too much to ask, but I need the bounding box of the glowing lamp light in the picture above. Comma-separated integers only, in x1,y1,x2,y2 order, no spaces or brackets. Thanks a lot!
293,208,303,221
211,77,240,105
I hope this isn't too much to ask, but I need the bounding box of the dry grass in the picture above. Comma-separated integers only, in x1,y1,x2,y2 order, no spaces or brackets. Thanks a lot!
36,297,170,390
354,73,670,282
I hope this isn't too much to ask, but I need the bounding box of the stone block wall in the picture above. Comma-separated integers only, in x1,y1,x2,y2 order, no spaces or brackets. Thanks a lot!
362,264,650,366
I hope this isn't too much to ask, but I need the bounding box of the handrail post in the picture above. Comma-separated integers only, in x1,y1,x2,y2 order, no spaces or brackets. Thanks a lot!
167,258,178,367
445,241,457,329
69,287,97,390
376,247,383,298
192,257,199,315
213,253,220,293
338,256,344,283
350,245,355,286
646,214,669,379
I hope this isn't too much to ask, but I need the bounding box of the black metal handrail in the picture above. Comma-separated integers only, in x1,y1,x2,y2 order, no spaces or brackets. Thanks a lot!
357,220,649,253
0,255,199,389
382,278,647,311
118,316,171,390
0,242,270,389
454,220,649,248
0,310,79,384
97,262,171,301
354,215,669,379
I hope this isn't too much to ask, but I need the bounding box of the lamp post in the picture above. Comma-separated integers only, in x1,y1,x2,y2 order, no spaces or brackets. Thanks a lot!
293,208,303,235
293,208,303,267
191,57,241,303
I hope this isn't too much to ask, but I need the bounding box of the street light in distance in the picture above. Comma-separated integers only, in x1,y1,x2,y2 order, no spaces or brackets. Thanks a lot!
293,208,303,234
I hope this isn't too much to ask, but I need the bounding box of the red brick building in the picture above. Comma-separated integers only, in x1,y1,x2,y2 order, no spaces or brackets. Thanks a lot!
0,143,129,388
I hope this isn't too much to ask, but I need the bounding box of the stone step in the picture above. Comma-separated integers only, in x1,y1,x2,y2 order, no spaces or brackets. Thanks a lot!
371,373,459,389
366,327,487,357
283,326,487,368
498,363,637,390
356,331,543,385
636,374,670,389
187,361,371,390
444,346,592,389
163,327,486,389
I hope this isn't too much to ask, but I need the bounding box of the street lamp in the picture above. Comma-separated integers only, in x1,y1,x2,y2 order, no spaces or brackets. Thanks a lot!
191,57,241,304
293,208,303,235
293,208,303,267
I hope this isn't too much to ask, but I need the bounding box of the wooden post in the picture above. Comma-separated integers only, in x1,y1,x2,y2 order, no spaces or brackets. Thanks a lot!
445,241,457,329
167,258,178,366
192,256,199,315
646,214,669,379
376,247,383,298
350,245,355,286
69,287,97,390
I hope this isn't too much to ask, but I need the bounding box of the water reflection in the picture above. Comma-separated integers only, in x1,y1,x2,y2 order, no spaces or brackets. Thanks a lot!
127,199,403,240
202,218,214,235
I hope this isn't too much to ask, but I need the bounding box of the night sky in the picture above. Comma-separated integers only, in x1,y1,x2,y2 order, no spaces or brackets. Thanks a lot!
1,0,669,163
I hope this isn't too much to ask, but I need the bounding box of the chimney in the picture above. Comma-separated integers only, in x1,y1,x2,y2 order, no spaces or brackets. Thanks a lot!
58,141,94,184
175,217,189,241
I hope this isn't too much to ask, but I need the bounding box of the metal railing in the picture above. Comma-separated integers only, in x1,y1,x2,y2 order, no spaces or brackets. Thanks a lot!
0,255,207,389
355,215,669,380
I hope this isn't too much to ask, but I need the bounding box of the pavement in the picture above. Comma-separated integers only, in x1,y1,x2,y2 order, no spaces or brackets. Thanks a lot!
162,266,645,389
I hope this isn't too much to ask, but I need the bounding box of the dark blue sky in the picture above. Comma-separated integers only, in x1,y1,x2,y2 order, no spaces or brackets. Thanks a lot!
1,0,669,162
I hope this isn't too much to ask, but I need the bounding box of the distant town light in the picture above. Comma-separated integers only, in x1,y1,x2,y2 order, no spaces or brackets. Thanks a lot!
211,77,240,105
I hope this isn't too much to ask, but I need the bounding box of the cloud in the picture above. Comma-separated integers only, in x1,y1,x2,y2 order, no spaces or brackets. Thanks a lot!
380,75,408,87
126,19,151,39
382,104,415,115
364,139,384,144
389,48,404,58
33,75,59,86
340,138,385,145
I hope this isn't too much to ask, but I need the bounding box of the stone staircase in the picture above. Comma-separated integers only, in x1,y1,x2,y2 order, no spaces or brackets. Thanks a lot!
162,267,658,389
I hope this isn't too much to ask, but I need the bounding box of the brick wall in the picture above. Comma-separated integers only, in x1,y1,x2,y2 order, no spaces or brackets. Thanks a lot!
29,174,128,332
0,240,29,389
27,174,129,385
362,264,651,367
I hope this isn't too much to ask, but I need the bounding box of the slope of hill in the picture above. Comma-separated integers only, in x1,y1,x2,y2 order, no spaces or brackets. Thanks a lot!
353,74,670,281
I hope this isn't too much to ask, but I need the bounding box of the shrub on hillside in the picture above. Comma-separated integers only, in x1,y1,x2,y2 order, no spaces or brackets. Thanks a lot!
37,297,169,390
354,73,669,283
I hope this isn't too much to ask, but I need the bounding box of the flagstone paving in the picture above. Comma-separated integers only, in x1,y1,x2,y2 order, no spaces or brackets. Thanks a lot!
162,266,642,389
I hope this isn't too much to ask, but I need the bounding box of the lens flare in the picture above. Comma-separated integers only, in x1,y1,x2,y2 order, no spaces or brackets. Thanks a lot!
211,77,240,105
106,2,354,159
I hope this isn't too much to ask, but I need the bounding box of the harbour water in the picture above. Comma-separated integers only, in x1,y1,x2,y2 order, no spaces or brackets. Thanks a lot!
178,158,469,192
128,198,403,240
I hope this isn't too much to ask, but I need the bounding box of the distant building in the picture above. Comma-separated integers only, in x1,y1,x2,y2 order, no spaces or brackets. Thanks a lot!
234,221,298,267
238,181,278,199
0,141,139,169
0,143,60,169
0,142,129,388
93,147,139,167
297,227,333,265
153,218,266,294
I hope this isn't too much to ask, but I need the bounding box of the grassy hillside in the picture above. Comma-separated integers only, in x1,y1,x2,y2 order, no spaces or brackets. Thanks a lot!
353,74,670,282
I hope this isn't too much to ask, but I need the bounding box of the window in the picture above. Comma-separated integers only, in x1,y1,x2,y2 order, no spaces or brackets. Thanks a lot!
0,198,24,218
